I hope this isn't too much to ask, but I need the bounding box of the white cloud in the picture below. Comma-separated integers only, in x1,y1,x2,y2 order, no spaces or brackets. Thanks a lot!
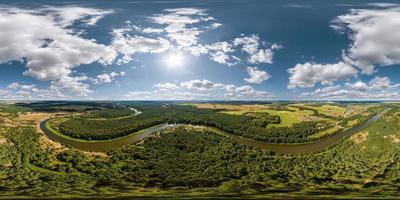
142,27,164,34
196,35,280,66
113,9,280,68
366,3,400,8
123,79,272,100
303,87,400,100
154,82,179,91
369,76,391,90
332,7,400,74
2,81,66,99
0,6,117,96
248,49,274,64
144,9,280,66
235,85,254,94
96,74,113,83
244,67,271,84
42,6,114,27
0,6,282,99
211,22,222,29
180,79,229,91
123,90,211,100
111,27,172,64
233,35,281,64
50,76,92,96
149,8,213,48
233,35,260,55
7,82,36,91
233,85,272,98
92,71,126,84
347,81,368,91
302,77,400,100
205,41,240,65
0,89,10,98
287,62,357,89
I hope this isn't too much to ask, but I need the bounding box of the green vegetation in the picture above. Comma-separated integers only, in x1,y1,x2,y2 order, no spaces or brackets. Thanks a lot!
168,110,326,143
82,107,138,119
58,115,165,140
47,102,381,143
0,104,32,115
1,101,398,198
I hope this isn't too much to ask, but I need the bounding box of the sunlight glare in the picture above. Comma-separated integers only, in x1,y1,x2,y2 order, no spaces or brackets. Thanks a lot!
165,52,184,68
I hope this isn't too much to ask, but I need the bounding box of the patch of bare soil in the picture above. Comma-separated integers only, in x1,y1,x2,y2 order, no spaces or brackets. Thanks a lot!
82,151,109,158
389,135,400,144
351,131,369,144
39,135,65,150
0,138,7,144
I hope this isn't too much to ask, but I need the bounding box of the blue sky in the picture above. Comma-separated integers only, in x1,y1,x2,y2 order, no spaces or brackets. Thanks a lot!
1,0,400,100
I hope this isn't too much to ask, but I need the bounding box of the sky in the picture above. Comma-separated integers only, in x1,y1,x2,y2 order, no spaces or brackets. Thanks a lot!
1,0,400,100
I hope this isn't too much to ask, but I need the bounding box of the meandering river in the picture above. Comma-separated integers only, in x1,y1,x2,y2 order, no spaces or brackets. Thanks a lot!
40,109,389,154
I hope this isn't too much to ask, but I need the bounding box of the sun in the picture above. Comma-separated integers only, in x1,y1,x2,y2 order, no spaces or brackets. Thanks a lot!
165,52,184,68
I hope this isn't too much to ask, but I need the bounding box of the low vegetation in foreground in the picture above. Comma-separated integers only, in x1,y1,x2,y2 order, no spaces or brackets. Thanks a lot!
0,101,399,199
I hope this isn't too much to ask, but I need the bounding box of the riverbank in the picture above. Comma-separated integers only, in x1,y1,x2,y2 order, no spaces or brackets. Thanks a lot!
40,109,389,154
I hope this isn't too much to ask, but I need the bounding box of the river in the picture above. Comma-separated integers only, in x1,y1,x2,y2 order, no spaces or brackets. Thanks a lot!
39,109,389,154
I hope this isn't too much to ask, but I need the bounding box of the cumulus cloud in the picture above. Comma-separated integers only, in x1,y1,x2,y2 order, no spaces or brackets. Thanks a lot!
149,79,271,100
302,76,400,100
123,90,211,100
244,67,271,84
2,82,66,99
142,27,164,34
111,26,172,64
347,81,368,91
7,82,36,91
287,62,357,89
234,35,282,64
205,41,239,65
180,79,229,91
149,8,213,48
92,71,126,84
154,82,179,91
345,76,396,92
0,6,281,99
332,7,400,74
50,76,92,96
368,76,391,90
111,9,280,68
302,86,400,100
42,6,114,27
290,6,400,90
192,35,281,66
0,89,10,98
0,6,117,96
232,85,271,98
